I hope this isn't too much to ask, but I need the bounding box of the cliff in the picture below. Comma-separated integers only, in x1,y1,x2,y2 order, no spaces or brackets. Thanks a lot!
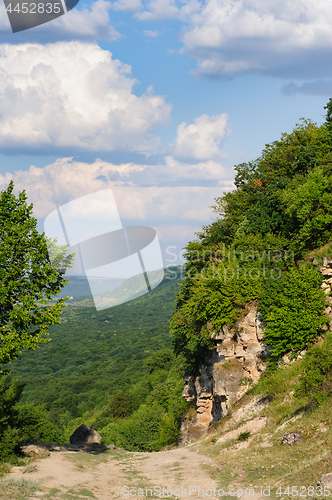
180,260,332,445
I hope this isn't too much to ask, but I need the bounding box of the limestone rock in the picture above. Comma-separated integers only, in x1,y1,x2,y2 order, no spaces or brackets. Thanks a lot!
319,473,332,490
21,444,50,457
282,431,303,445
180,303,267,443
70,424,101,446
323,257,332,268
106,444,116,450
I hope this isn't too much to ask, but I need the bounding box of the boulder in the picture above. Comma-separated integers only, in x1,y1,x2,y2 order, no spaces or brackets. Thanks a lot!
282,431,303,446
21,444,50,457
69,424,102,446
106,444,116,450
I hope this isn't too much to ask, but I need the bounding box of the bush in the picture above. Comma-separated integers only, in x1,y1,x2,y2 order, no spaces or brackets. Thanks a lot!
295,334,332,405
0,374,64,463
108,393,137,419
14,403,64,444
259,263,329,361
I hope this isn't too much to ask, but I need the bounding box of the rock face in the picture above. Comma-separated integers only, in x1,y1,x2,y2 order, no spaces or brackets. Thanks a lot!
320,260,332,330
70,424,102,446
180,303,268,444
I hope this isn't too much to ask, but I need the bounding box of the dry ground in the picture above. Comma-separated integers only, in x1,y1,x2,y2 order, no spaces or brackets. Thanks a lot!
2,393,332,500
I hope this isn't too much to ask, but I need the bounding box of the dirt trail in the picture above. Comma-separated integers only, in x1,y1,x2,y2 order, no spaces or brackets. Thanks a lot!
7,445,221,500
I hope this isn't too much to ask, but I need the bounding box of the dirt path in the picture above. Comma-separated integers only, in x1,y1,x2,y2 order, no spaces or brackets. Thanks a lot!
6,445,220,500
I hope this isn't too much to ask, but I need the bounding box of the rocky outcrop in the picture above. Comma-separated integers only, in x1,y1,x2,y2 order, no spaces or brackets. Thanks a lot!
180,303,268,444
180,259,332,445
320,259,332,329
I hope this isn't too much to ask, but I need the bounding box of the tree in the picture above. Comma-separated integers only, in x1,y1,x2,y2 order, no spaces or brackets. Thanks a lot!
324,97,332,128
0,181,72,369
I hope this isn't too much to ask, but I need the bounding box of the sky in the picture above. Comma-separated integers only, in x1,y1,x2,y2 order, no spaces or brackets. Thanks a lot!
0,0,331,272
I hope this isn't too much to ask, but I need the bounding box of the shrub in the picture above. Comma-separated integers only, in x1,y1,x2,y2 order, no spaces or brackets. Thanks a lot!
295,334,332,404
259,263,329,361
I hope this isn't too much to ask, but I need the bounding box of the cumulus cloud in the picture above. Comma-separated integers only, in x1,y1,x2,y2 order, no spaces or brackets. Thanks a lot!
137,0,332,79
171,113,231,160
0,42,171,153
0,0,119,41
0,157,234,219
181,0,332,78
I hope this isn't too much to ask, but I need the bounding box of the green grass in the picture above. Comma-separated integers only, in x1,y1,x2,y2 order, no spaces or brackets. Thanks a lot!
0,476,42,499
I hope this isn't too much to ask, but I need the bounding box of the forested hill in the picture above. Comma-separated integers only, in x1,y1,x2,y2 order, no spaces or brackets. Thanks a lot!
171,100,332,371
9,267,183,428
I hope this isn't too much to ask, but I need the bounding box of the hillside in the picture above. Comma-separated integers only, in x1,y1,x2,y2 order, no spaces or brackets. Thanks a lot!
9,267,183,428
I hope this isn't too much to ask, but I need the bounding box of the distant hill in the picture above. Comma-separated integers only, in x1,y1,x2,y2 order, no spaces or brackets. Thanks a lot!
9,266,183,427
53,275,125,300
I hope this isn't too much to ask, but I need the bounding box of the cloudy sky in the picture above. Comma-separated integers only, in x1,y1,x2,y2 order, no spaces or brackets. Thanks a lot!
0,0,331,270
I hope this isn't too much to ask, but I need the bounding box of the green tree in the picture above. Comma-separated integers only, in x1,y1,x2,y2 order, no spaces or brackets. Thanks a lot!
259,264,329,361
0,181,70,368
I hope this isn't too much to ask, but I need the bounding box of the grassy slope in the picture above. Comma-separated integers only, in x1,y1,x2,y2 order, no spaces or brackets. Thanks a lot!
9,267,183,425
199,355,332,498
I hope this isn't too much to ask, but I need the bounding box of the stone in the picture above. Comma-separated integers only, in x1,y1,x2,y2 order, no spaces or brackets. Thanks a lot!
21,444,50,457
323,257,332,268
319,473,332,490
106,444,116,450
69,424,102,446
282,431,303,445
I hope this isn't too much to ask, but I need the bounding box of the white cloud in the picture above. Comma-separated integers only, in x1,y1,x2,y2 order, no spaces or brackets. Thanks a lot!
0,157,234,220
136,0,179,20
112,0,142,11
51,0,119,40
136,0,200,21
0,42,171,153
144,30,158,37
181,0,332,78
137,0,332,79
171,113,231,160
0,0,119,40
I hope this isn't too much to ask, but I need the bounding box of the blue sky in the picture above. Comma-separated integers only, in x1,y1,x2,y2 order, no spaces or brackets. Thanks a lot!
0,0,331,268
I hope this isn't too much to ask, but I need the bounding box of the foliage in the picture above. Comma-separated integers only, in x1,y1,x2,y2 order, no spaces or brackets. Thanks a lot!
108,393,137,419
259,264,329,361
9,268,183,425
0,373,63,462
7,269,187,452
44,236,75,276
0,181,69,368
295,334,332,405
94,349,187,451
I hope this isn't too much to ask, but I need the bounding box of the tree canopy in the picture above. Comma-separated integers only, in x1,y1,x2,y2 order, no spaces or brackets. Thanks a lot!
0,181,70,369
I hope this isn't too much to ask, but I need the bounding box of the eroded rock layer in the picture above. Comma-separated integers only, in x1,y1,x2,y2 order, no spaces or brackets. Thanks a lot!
180,303,267,444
